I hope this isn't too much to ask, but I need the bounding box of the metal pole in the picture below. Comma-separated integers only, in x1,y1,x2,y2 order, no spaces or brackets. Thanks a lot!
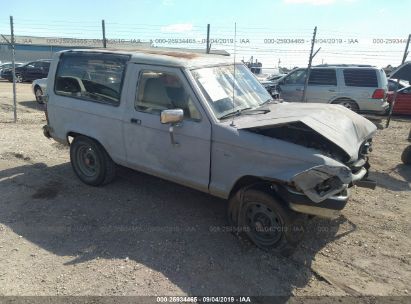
10,16,17,123
206,24,210,53
386,33,411,128
401,34,411,64
102,19,107,48
302,26,317,102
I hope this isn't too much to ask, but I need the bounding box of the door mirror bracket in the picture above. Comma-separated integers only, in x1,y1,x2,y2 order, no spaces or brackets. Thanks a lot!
161,109,184,146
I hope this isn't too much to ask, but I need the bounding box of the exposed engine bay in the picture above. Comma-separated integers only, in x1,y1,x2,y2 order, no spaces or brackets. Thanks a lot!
247,121,350,163
246,121,375,203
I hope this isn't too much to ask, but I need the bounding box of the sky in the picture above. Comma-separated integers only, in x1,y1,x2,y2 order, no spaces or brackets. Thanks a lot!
1,0,410,70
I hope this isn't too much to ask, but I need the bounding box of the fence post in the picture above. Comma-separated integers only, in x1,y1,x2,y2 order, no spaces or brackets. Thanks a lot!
102,19,107,48
302,26,317,103
10,16,17,123
206,24,210,53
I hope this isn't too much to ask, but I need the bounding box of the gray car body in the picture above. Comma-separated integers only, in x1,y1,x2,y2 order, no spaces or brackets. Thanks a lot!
277,66,389,113
32,78,47,94
44,49,376,215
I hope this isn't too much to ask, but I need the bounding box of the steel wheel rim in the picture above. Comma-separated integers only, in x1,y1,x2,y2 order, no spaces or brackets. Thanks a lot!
76,145,99,177
343,103,352,109
245,202,283,247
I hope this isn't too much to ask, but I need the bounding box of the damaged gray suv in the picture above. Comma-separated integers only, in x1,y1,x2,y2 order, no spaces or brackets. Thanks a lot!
43,49,377,255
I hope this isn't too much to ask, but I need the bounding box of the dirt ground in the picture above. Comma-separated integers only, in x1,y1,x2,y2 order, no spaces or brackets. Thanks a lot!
0,79,410,297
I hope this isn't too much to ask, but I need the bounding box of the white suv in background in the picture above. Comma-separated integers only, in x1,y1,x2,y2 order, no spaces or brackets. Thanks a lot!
277,65,389,113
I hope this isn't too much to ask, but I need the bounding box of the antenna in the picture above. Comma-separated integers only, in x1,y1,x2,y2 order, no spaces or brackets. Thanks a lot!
230,22,237,127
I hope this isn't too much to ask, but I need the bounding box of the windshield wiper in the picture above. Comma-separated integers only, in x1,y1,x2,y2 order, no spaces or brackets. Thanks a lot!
218,107,252,120
219,106,270,120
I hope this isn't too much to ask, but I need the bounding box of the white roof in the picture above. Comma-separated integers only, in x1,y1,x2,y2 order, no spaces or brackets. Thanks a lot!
61,48,234,69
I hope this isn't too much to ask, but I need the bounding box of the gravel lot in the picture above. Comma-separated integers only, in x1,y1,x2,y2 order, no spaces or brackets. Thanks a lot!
0,80,410,297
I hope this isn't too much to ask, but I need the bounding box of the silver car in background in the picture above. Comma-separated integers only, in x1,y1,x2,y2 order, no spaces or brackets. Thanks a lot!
276,65,389,113
32,78,47,104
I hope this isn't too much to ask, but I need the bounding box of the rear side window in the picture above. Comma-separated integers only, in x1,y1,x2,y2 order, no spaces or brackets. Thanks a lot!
55,52,129,106
343,69,378,87
309,69,337,85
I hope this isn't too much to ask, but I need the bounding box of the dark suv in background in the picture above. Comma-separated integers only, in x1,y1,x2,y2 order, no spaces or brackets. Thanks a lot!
2,59,51,82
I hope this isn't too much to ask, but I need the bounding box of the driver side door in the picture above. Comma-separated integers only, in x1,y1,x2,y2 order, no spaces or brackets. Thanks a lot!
122,64,212,192
278,69,306,102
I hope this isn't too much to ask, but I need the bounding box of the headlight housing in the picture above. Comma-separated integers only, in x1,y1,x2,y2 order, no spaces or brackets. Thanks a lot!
292,165,352,203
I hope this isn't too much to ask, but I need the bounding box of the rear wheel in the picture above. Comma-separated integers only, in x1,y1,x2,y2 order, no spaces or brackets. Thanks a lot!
333,99,359,112
70,136,116,186
401,145,411,165
228,188,306,256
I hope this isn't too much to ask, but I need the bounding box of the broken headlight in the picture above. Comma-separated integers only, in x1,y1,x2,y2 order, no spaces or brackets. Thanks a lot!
292,165,352,203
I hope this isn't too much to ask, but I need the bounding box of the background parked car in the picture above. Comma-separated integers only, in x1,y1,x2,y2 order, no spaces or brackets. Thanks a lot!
0,62,24,78
387,86,411,115
388,78,409,92
387,61,411,115
2,59,51,82
266,73,287,82
258,73,287,99
276,65,389,113
32,78,47,104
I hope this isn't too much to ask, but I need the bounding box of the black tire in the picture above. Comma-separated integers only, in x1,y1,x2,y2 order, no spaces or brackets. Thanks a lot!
401,145,411,165
228,188,306,256
70,136,116,186
333,98,359,112
34,86,43,104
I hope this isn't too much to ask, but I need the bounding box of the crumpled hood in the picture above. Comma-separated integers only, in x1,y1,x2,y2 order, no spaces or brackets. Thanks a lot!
234,102,377,161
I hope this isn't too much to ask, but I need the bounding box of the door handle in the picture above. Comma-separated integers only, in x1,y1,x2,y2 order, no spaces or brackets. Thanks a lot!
130,118,141,125
296,88,303,91
328,89,336,92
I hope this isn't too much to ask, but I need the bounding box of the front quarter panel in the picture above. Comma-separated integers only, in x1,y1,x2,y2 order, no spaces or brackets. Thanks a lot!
209,123,346,198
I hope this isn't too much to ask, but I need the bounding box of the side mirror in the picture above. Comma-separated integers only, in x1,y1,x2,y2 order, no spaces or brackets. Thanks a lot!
160,109,184,146
160,109,184,124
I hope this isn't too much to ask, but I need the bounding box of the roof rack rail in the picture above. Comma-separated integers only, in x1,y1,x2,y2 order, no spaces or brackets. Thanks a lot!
314,64,375,67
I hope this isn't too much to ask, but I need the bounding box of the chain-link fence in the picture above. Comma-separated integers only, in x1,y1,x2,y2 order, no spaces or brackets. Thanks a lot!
0,16,410,122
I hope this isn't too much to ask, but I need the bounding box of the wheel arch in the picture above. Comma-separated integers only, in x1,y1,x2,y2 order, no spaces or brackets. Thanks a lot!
330,96,358,104
33,84,41,94
67,132,107,154
229,175,281,199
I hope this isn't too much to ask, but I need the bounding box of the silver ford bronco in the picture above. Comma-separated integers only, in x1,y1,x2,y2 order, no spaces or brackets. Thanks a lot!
43,49,377,254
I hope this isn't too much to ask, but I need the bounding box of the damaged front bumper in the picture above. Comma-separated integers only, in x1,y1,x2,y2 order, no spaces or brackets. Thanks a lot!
280,160,376,218
277,185,348,218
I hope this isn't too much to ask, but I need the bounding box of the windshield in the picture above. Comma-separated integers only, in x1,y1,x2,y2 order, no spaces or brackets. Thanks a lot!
191,64,272,119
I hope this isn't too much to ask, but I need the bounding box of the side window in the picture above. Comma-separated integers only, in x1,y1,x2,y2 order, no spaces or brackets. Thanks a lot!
343,69,378,87
283,69,306,85
308,69,337,85
135,70,201,120
55,52,129,106
40,62,50,69
30,62,40,68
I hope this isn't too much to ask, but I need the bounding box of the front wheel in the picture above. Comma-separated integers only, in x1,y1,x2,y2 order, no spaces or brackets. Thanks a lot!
228,189,306,256
34,86,43,104
70,136,116,186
